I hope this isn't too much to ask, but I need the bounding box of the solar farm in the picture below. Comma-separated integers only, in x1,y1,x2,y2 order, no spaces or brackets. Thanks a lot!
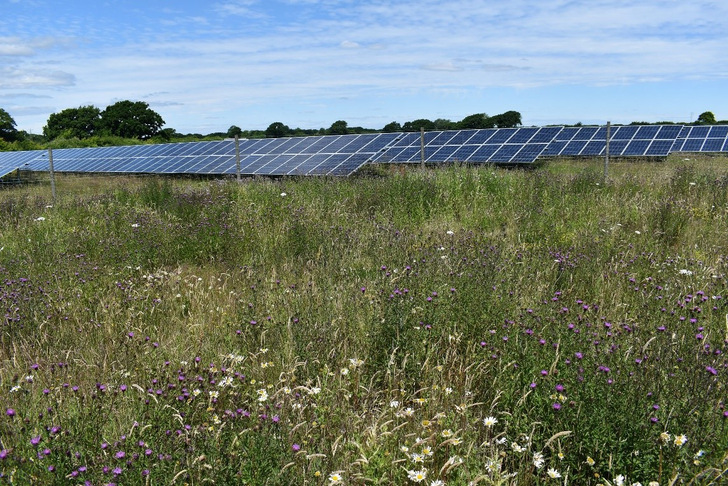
2,124,728,180
2,127,728,484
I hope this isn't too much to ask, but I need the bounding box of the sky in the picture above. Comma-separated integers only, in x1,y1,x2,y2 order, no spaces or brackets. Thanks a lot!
2,0,728,135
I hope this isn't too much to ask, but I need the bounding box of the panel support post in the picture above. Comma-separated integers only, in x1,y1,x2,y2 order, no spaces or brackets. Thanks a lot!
420,127,425,168
604,121,611,181
235,135,241,182
48,148,57,202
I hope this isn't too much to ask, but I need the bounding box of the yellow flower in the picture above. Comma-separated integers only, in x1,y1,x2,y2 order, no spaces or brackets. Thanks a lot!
586,456,595,466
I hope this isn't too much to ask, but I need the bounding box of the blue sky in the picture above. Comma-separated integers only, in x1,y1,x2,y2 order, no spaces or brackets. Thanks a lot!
2,0,727,135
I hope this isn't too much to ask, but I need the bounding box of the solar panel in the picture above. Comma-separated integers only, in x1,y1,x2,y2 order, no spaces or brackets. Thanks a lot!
673,125,728,153
375,127,556,164
543,125,683,157
4,123,728,180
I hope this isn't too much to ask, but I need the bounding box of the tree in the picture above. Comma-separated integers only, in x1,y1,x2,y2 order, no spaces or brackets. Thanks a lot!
457,113,492,129
433,118,455,130
328,120,349,135
227,125,243,138
402,119,435,132
0,108,19,142
382,121,402,133
696,111,716,125
265,122,290,138
99,100,164,140
43,105,101,140
490,110,522,128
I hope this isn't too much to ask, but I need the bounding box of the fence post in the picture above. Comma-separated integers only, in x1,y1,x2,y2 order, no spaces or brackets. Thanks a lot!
48,148,57,202
420,127,425,168
235,135,241,182
604,121,611,181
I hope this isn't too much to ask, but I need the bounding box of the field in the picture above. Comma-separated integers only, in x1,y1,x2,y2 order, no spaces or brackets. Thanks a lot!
0,156,727,485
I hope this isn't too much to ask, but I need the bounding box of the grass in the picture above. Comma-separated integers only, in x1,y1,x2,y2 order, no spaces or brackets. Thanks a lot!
0,155,727,485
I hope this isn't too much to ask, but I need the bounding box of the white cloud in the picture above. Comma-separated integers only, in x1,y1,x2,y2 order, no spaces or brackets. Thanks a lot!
0,37,35,56
421,62,462,72
4,0,728,132
0,67,75,89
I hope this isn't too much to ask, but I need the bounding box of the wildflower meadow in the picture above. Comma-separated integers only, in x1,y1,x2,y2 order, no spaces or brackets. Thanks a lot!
0,156,727,485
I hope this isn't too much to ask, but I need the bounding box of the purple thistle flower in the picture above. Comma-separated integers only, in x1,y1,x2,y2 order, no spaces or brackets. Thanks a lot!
292,443,301,451
706,366,718,375
553,403,562,410
31,436,41,446
555,384,564,392
6,408,15,417
114,451,125,459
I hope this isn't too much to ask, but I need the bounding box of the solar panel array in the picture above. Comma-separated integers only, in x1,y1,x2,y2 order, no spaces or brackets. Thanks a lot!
1,124,727,179
672,125,728,153
542,125,683,157
380,126,564,164
0,149,45,179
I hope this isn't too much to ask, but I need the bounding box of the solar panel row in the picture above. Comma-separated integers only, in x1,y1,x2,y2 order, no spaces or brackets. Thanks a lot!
1,124,727,179
542,125,682,157
379,127,565,164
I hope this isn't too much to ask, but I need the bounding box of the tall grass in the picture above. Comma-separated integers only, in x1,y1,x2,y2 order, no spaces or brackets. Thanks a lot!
0,157,727,485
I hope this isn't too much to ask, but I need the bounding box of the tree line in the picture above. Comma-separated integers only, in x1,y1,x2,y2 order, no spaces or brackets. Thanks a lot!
1,104,726,151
